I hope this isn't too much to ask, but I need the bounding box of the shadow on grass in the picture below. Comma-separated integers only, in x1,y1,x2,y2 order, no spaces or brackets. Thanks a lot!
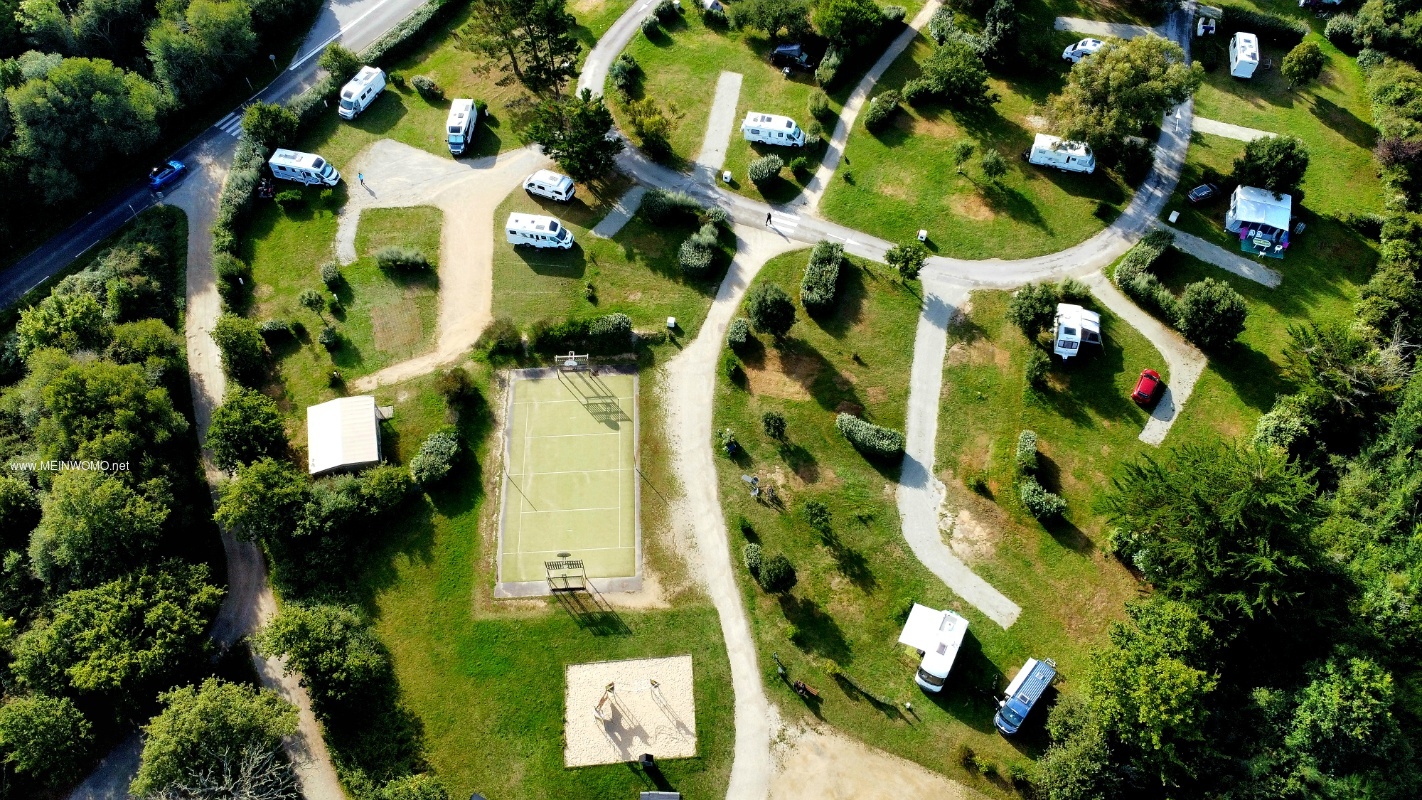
1309,96,1377,150
819,529,877,592
780,593,852,664
923,630,1003,735
813,259,871,340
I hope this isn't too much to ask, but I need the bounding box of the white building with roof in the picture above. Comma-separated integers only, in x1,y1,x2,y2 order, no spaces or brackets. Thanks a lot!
306,395,382,475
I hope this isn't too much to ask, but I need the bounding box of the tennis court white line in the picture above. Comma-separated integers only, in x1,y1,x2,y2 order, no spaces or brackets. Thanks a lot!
514,544,635,554
519,504,624,513
521,432,626,441
511,398,634,406
508,467,632,477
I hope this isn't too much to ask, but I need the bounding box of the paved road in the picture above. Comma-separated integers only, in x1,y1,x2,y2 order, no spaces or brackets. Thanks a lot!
694,71,744,182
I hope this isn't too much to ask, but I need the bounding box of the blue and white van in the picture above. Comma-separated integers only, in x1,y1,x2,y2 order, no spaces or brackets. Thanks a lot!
994,657,1056,735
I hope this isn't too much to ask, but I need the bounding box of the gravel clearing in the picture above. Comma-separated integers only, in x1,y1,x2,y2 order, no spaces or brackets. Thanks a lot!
565,655,698,767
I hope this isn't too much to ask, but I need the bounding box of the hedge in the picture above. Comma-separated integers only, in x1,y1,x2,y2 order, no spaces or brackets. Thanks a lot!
1112,230,1181,321
863,90,901,132
679,223,719,277
1015,429,1038,474
376,246,431,271
836,413,905,460
530,313,634,355
800,240,843,313
211,135,269,256
640,188,701,225
748,154,784,185
816,45,843,88
1220,5,1308,47
1019,475,1066,520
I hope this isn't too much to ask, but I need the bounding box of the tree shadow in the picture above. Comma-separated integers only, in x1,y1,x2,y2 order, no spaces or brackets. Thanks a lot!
831,671,903,721
779,593,851,664
1308,96,1377,150
779,441,819,483
813,259,871,340
979,182,1051,232
818,529,877,592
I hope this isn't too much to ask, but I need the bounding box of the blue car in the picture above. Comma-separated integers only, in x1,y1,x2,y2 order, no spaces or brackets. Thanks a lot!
148,160,187,192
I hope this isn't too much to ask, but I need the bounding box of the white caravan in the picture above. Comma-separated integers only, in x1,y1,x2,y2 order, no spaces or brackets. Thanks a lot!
523,170,576,202
740,112,806,147
338,66,387,120
1027,134,1096,174
268,149,341,186
1229,32,1260,79
445,98,478,156
506,213,574,249
1053,302,1102,360
898,603,969,693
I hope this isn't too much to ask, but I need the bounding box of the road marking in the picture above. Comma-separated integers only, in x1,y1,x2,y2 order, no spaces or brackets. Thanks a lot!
214,112,245,137
289,0,422,72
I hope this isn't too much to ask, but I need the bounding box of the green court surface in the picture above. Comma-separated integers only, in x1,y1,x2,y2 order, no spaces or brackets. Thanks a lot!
498,371,639,586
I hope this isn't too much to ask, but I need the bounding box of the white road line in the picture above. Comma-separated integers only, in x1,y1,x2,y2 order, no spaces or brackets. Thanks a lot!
289,0,416,71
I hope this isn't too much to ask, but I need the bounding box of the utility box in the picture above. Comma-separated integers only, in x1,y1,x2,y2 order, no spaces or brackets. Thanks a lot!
1229,32,1260,78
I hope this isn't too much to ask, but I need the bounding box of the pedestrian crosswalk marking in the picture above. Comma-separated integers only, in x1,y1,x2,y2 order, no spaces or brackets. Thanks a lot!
214,110,245,138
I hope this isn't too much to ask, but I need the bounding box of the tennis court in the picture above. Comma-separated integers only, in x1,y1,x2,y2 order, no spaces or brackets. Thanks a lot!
495,368,641,596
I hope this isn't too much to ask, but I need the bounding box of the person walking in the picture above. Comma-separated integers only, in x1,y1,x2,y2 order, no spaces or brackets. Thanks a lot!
357,172,365,186
765,212,772,226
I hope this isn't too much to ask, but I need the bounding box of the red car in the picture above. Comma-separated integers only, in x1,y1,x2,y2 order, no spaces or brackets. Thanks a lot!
1131,369,1164,406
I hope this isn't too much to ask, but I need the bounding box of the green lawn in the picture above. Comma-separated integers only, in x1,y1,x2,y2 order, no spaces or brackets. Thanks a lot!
819,30,1129,258
711,253,1138,793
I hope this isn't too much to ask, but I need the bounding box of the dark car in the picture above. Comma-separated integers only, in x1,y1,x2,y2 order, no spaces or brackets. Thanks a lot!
770,43,814,71
1131,369,1164,406
1187,183,1219,204
148,160,187,192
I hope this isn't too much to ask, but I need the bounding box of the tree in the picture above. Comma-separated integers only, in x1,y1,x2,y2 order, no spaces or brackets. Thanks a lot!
410,428,460,485
212,313,270,386
0,693,93,786
814,0,883,50
1281,40,1325,89
145,0,257,105
980,150,1007,182
14,291,110,357
1233,135,1310,198
461,0,581,93
241,100,298,149
1047,36,1201,152
1176,278,1247,350
526,89,624,182
6,57,162,203
1283,322,1411,418
317,43,360,83
746,283,796,338
131,678,298,798
257,603,391,717
33,356,187,469
732,0,811,41
10,563,223,703
1286,657,1402,772
214,457,309,543
208,386,287,472
762,411,786,441
919,38,999,109
28,470,170,591
951,140,974,174
0,475,41,546
886,240,928,280
106,318,183,375
299,287,326,319
1006,282,1059,337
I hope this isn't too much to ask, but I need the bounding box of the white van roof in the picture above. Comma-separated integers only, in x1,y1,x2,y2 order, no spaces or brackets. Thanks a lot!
1233,32,1259,63
898,603,968,675
527,170,573,189
447,98,475,131
742,112,800,131
1055,303,1101,337
341,66,383,100
507,213,565,233
1033,134,1092,158
269,149,325,169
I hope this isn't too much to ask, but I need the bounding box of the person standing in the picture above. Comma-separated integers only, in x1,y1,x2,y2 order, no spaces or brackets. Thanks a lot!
765,212,772,226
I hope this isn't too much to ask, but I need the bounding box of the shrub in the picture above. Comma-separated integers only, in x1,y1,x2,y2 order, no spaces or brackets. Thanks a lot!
240,101,298,150
319,325,339,350
967,471,989,495
886,240,928,280
800,241,843,313
743,542,763,577
803,499,830,536
588,312,633,353
299,288,325,316
1015,430,1038,474
1344,211,1386,239
609,53,640,95
1058,276,1090,303
679,222,721,277
955,743,977,769
747,283,796,337
212,134,268,256
762,411,787,441
724,351,742,382
748,154,784,186
882,4,906,22
719,427,739,454
815,45,843,87
376,246,431,272
274,190,303,211
640,188,701,224
1007,282,1059,337
1220,5,1307,47
1024,348,1050,390
1019,475,1066,520
902,78,934,106
703,5,728,26
437,367,477,404
727,318,752,352
1112,231,1178,320
318,44,361,84
1356,48,1384,71
1177,277,1247,350
411,75,443,100
641,15,659,36
863,90,901,132
213,253,252,311
477,317,521,356
1325,14,1358,53
1253,393,1314,452
757,553,797,592
703,205,731,228
212,314,269,386
410,427,460,485
320,261,342,289
654,0,677,22
258,319,292,340
1282,40,1325,89
788,155,813,175
808,90,832,122
836,413,905,460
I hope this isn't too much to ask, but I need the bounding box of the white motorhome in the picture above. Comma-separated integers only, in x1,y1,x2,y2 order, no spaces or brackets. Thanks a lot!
268,149,341,186
898,603,969,693
506,213,574,249
1229,32,1260,78
740,112,806,147
445,99,478,156
1027,134,1095,174
523,170,576,202
1053,302,1102,360
338,66,386,120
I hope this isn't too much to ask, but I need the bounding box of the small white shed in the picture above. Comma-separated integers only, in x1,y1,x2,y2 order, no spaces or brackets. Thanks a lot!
1053,303,1101,360
307,395,382,475
1229,32,1260,78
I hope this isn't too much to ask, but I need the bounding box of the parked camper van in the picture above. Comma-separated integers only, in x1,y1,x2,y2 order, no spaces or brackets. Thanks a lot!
446,99,478,156
741,112,806,147
995,658,1057,735
268,149,341,186
1026,134,1095,174
1229,32,1260,79
506,213,574,249
897,603,969,693
338,66,387,120
523,170,576,202
1053,303,1101,360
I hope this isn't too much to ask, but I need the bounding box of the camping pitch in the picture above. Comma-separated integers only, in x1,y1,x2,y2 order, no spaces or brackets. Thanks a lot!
495,368,641,597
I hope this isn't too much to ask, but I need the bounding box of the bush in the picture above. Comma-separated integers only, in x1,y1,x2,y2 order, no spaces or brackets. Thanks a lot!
274,189,303,211
724,351,742,382
411,75,443,100
318,45,361,84
803,499,831,536
379,774,449,800
747,283,796,337
208,387,287,472
477,317,521,356
800,241,843,313
240,101,298,150
588,312,633,353
640,188,701,224
748,154,784,186
213,252,252,311
654,0,678,22
902,78,934,106
886,240,927,280
437,367,477,405
1015,429,1038,474
641,15,659,36
743,542,763,577
757,553,797,592
1019,475,1066,520
1112,230,1178,320
1024,348,1050,390
1253,393,1314,452
1325,14,1358,53
212,313,269,386
703,205,731,228
762,411,787,441
719,427,739,454
1058,276,1090,303
1177,277,1247,350
258,319,292,340
788,155,813,175
882,4,906,22
211,134,268,255
609,53,640,95
863,90,901,132
815,45,843,87
410,427,459,485
727,318,752,351
319,325,339,350
376,246,431,272
1344,211,1386,239
1220,5,1307,47
1282,40,1325,89
320,261,342,288
679,223,721,277
808,90,832,122
836,413,905,460
1007,282,1059,337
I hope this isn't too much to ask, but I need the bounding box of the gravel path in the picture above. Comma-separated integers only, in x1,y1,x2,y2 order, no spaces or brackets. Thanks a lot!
577,0,655,96
896,274,1022,628
771,724,987,800
342,141,552,392
1194,116,1276,142
1168,228,1283,287
1083,272,1207,445
591,185,648,238
1054,16,1162,39
694,71,744,182
661,226,803,800
799,1,942,210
